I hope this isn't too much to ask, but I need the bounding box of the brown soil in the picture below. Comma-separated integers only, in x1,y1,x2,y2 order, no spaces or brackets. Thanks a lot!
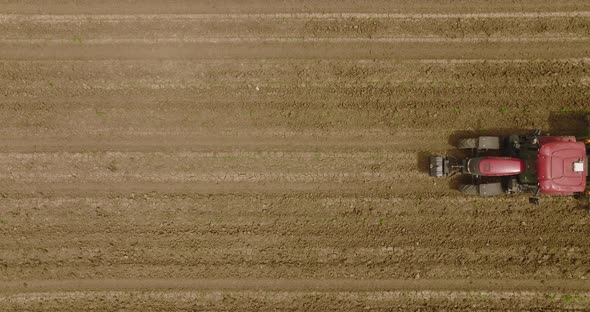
0,1,589,311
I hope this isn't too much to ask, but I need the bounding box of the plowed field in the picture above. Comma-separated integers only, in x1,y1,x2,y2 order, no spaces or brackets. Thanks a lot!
0,1,589,311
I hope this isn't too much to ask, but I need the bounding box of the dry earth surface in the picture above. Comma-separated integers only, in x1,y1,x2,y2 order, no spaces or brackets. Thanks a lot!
0,0,590,311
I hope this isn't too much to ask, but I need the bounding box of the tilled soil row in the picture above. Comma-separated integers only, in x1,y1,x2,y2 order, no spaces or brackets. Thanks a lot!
0,59,587,138
1,191,587,281
1,288,590,312
2,0,590,14
2,13,590,40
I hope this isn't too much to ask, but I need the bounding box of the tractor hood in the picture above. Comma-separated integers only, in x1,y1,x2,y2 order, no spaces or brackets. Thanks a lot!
538,141,587,195
476,157,525,176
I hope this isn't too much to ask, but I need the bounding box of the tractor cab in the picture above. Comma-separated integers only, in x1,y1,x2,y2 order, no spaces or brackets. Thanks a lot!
537,140,587,195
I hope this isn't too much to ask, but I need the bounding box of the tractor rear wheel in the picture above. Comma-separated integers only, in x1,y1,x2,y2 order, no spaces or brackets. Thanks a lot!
458,184,479,195
457,138,478,149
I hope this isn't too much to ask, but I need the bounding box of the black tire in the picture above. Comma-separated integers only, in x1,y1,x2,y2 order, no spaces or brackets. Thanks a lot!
457,138,478,149
458,184,479,195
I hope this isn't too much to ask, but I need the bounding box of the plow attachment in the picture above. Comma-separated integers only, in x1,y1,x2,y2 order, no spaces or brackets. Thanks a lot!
429,156,450,177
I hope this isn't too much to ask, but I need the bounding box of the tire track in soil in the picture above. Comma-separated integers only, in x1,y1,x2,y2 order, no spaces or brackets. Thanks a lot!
0,282,589,312
2,278,590,292
2,0,590,14
1,41,588,60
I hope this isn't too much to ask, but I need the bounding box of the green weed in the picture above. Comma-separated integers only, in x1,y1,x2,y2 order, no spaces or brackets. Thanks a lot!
72,35,83,44
560,294,586,303
95,110,107,118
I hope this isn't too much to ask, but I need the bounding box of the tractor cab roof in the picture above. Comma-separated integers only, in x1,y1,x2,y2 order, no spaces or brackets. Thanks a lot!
537,141,587,195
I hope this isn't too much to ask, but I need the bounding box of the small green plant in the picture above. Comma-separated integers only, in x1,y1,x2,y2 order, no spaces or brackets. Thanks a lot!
313,151,322,161
499,106,508,113
560,294,585,303
95,110,107,118
453,107,461,114
72,35,83,44
560,108,570,113
474,292,489,300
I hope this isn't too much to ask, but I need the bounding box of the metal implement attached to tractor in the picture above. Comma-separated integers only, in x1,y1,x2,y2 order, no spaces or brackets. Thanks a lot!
429,114,590,205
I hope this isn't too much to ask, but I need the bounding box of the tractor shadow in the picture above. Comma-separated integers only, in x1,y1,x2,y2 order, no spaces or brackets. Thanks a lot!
572,194,590,212
548,110,588,136
444,111,588,147
416,150,432,174
447,174,474,191
447,128,529,147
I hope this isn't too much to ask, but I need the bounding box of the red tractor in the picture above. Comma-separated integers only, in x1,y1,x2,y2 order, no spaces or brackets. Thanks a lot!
429,115,590,205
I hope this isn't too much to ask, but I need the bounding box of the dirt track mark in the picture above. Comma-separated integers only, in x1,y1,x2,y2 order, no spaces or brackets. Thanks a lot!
2,278,590,292
3,0,590,14
2,41,588,61
0,137,447,153
3,13,589,42
0,150,426,186
0,181,446,196
2,290,589,312
5,38,590,44
3,12,590,20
